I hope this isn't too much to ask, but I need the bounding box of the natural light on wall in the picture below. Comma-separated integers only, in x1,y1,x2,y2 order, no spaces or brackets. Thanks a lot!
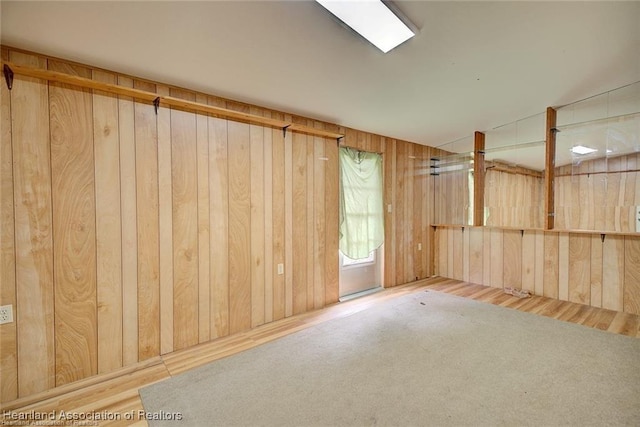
315,0,415,53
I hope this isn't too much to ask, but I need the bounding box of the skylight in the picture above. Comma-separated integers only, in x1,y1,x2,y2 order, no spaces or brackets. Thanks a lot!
315,0,415,53
571,145,597,155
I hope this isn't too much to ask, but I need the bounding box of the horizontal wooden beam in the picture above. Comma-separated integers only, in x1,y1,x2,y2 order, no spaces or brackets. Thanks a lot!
2,61,344,140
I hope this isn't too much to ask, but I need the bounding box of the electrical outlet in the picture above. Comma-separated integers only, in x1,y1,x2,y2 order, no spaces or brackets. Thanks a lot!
418,243,422,251
0,305,13,325
277,263,284,275
636,206,640,233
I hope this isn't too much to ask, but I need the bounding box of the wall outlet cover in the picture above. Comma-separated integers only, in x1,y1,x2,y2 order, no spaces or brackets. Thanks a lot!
0,305,13,325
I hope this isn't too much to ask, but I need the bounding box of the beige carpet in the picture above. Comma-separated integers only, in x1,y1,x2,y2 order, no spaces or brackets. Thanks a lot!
140,291,640,426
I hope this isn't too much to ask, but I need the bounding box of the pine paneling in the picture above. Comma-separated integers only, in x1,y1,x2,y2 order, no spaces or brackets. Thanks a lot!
2,47,433,403
92,69,123,374
48,60,97,386
117,75,138,367
435,226,639,316
0,47,17,402
227,103,252,333
135,81,160,359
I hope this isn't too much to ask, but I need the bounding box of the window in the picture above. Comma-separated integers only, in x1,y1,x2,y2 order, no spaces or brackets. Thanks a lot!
341,250,375,267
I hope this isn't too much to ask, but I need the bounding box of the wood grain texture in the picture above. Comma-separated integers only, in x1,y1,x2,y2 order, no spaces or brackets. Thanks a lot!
92,69,123,374
0,47,17,402
313,134,326,309
171,89,199,349
209,97,229,338
558,233,569,301
462,226,470,282
452,227,463,281
623,236,640,315
306,125,314,309
468,227,483,284
502,230,522,288
324,137,339,304
568,234,591,304
195,96,211,343
292,130,307,314
405,143,414,282
157,85,174,353
489,228,503,288
543,233,559,299
534,231,544,296
227,103,252,333
134,81,160,360
48,60,97,386
117,75,138,367
473,132,485,226
544,107,556,229
263,113,274,323
383,138,397,287
521,230,535,293
250,110,265,327
603,235,625,311
482,228,491,286
395,141,406,284
590,234,603,308
284,116,294,317
271,114,286,319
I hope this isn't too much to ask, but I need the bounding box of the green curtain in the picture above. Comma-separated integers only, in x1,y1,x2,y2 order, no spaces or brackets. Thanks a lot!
339,147,384,259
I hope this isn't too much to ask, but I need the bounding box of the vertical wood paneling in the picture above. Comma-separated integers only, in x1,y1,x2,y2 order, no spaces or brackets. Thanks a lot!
521,231,535,293
383,138,396,286
12,51,55,396
482,228,491,285
92,70,123,374
305,126,314,309
413,152,424,279
468,227,483,284
135,81,160,360
503,230,522,288
250,109,265,328
171,89,199,349
558,233,569,301
117,76,138,367
209,97,229,338
543,233,559,299
271,114,286,319
0,47,17,401
157,85,173,353
534,231,544,296
292,130,307,314
324,137,339,304
405,144,414,282
227,104,252,333
489,229,503,288
447,227,454,278
590,235,603,308
623,236,640,315
462,227,470,282
284,117,293,317
603,235,624,311
395,141,406,284
196,96,210,342
263,113,274,323
452,227,463,280
49,60,97,385
568,234,591,304
313,134,326,309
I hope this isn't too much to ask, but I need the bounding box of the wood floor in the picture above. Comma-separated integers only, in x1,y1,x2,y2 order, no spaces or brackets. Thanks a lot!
2,277,639,426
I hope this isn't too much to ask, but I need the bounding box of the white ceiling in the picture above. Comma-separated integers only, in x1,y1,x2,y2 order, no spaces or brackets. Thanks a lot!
1,1,639,153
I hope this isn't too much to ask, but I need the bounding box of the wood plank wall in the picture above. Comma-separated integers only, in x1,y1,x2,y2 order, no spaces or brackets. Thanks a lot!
0,47,434,403
433,164,470,225
484,169,544,228
555,154,640,232
434,225,640,316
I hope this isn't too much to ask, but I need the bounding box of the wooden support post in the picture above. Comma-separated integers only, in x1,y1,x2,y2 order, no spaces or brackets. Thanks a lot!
544,107,557,230
473,131,485,226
